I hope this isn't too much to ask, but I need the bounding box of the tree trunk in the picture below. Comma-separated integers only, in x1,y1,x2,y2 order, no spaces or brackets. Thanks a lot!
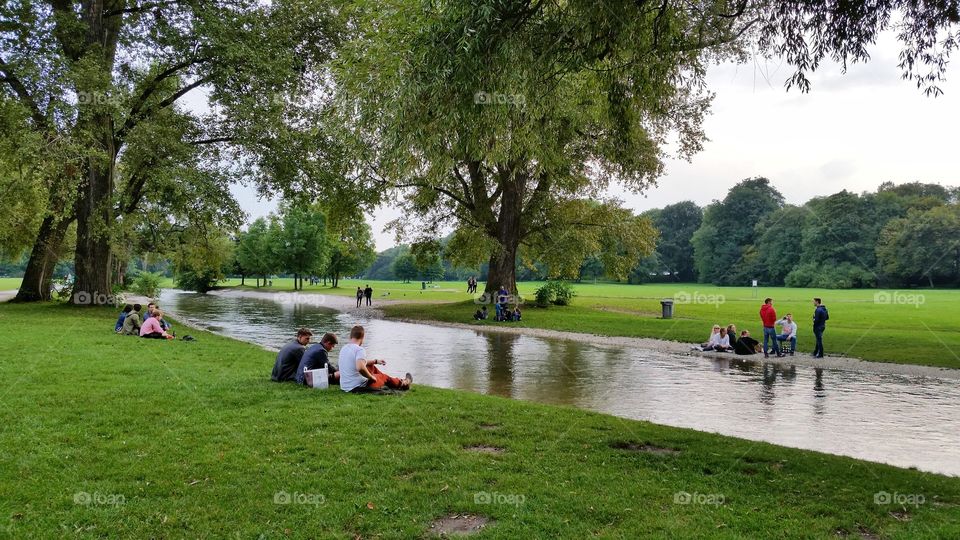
13,216,72,302
240,274,245,286
484,174,523,296
72,156,115,305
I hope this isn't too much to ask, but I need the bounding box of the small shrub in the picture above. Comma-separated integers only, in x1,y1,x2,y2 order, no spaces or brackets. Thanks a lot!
533,280,576,307
131,271,163,298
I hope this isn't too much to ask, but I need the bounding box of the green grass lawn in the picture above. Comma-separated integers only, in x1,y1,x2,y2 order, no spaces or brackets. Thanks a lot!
379,282,960,369
0,277,22,290
0,302,958,537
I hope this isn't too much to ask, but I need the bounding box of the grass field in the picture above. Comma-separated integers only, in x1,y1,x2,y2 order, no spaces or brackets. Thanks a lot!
0,277,22,290
0,302,958,538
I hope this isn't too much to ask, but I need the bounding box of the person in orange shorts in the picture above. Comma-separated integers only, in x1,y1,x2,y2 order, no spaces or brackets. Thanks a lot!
337,325,412,392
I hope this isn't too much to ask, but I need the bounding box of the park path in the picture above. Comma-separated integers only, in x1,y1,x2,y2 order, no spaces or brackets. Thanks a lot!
0,290,17,303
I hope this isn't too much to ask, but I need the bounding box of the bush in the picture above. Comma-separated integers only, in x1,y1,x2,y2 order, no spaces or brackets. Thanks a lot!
533,280,576,307
130,271,163,298
176,269,221,293
785,263,877,289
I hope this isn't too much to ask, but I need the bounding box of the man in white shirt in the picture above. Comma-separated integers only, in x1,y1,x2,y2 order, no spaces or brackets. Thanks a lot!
338,325,412,392
776,314,798,355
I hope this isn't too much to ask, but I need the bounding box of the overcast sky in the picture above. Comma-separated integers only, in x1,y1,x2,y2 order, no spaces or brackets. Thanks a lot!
227,33,960,251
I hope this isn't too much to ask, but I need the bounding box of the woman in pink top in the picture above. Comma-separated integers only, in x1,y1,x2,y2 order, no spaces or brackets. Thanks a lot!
140,310,172,339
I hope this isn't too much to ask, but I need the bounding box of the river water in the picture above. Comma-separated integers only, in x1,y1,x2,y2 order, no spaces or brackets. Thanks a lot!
160,290,960,476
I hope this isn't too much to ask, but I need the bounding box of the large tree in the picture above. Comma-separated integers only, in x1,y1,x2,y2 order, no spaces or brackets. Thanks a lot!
1,0,341,303
692,177,783,285
652,201,702,281
332,1,960,293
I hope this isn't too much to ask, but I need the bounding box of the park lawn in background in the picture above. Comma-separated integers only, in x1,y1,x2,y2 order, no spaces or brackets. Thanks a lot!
0,302,958,538
0,277,22,290
381,282,960,369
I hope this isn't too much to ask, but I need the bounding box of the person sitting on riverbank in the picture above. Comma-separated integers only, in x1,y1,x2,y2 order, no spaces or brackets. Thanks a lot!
726,324,738,349
695,325,722,350
144,303,173,334
338,325,412,392
512,306,522,321
776,314,798,355
734,330,760,355
271,328,312,382
140,310,173,340
115,304,133,332
121,304,142,335
713,328,732,352
473,306,488,320
296,332,340,386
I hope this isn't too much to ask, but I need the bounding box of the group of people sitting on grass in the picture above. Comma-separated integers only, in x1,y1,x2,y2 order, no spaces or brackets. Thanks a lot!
472,285,522,322
270,325,413,393
695,314,798,356
113,302,175,339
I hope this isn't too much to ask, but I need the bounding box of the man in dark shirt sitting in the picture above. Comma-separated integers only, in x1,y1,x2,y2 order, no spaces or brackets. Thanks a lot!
271,328,312,382
296,332,340,385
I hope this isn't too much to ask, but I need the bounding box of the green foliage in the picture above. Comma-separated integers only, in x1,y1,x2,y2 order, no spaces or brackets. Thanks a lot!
534,280,576,307
784,262,876,289
270,204,330,287
173,231,234,293
130,271,163,298
237,218,277,283
876,206,960,286
692,178,784,285
392,254,419,283
651,202,703,281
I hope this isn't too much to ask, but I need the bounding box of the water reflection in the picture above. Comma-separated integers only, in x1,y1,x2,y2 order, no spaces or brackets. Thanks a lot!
160,290,960,476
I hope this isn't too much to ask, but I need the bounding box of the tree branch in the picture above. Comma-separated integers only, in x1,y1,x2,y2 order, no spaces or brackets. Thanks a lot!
115,74,213,145
0,56,48,129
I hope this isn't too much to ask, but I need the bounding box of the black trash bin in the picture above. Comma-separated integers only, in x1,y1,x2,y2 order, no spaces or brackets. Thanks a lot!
660,299,674,319
421,281,426,290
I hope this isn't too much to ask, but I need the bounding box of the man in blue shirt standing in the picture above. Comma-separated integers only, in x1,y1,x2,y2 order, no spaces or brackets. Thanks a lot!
812,298,829,358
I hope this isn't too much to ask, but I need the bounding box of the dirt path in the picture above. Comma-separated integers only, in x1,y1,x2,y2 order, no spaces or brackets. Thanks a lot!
206,288,960,381
0,290,17,303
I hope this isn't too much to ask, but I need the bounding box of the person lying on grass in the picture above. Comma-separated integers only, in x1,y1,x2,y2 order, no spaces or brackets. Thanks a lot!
139,310,173,340
296,332,341,386
271,328,312,382
338,325,412,393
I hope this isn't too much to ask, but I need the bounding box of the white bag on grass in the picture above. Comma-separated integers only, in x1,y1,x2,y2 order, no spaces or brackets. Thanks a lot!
304,367,329,389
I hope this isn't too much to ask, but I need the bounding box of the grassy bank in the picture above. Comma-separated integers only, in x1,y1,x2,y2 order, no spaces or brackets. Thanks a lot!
0,302,958,538
375,282,960,369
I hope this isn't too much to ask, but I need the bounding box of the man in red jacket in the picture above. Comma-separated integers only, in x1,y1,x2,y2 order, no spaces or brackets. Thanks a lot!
759,298,784,358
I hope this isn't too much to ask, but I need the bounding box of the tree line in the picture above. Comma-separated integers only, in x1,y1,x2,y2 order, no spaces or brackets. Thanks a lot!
635,179,960,288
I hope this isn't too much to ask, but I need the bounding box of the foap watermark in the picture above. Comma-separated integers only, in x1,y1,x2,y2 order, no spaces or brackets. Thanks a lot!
873,291,925,307
273,292,327,307
674,291,725,307
874,491,925,507
474,91,525,106
673,491,725,506
73,290,127,307
273,491,325,506
474,292,525,305
73,491,125,507
474,491,525,507
76,91,122,106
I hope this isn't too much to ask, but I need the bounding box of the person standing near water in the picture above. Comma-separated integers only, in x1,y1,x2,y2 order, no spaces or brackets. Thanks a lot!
812,298,829,358
759,298,783,358
355,287,363,308
364,284,373,306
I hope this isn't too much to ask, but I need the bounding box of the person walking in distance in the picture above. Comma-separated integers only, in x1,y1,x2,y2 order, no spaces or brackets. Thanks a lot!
759,298,783,358
812,297,829,358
